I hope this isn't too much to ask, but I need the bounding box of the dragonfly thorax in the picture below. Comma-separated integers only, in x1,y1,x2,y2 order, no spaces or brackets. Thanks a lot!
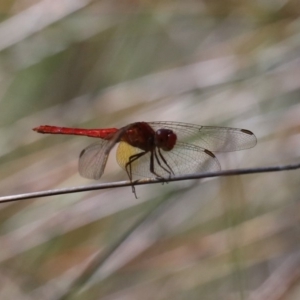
154,129,177,151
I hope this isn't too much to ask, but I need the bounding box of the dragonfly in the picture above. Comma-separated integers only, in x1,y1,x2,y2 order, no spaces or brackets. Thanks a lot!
33,121,257,197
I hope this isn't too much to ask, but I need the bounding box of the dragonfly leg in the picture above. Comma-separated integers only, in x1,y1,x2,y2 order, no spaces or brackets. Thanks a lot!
149,150,169,182
157,148,175,178
131,185,137,199
125,151,148,198
153,149,172,178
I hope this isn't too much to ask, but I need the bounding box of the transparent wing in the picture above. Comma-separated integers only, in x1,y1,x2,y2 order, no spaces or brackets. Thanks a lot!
116,141,221,179
78,140,111,180
149,121,257,152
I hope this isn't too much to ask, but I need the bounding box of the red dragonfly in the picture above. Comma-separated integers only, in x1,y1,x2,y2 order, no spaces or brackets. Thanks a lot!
33,121,256,197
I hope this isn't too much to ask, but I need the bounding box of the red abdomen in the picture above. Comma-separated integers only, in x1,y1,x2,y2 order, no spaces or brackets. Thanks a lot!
33,125,118,139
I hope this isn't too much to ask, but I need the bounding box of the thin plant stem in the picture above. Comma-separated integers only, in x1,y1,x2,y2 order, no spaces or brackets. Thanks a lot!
0,162,299,204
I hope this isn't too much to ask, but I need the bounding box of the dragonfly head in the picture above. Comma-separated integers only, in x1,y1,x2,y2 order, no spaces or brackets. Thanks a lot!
154,129,177,151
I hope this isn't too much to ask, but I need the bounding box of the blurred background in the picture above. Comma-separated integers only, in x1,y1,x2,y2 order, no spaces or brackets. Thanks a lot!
0,0,300,299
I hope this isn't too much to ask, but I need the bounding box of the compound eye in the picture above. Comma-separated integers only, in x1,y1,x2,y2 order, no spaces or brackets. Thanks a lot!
155,129,177,151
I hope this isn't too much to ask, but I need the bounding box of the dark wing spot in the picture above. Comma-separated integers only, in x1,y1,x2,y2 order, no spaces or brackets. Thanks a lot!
204,149,216,158
79,149,86,158
241,129,254,135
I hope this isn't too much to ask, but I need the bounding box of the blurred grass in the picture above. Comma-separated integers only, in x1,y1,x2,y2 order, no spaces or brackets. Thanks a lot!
0,0,300,299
